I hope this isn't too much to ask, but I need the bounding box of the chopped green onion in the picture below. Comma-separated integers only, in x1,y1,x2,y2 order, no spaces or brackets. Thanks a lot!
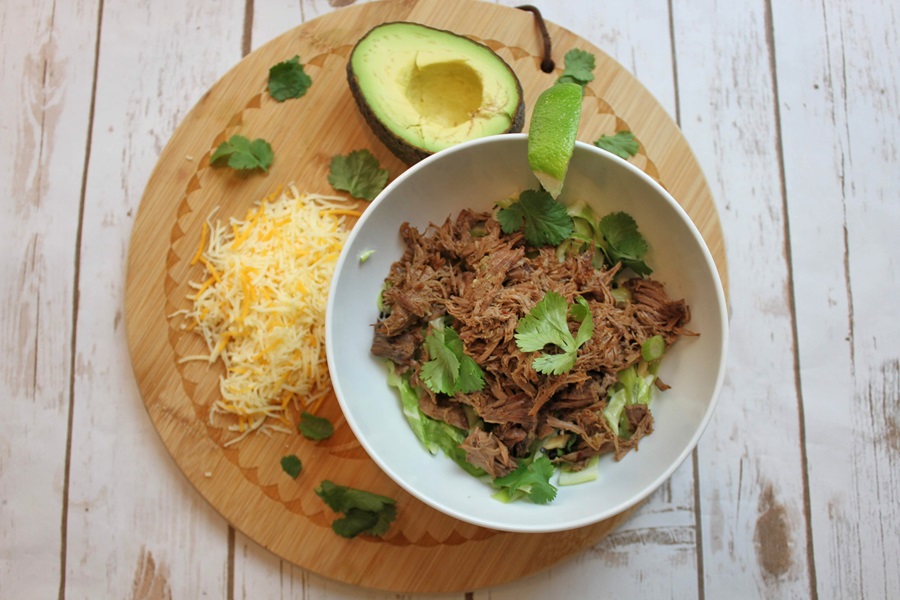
641,334,666,362
558,455,600,486
611,287,631,306
603,388,627,436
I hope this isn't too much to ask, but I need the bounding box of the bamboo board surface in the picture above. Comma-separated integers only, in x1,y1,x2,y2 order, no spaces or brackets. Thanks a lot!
124,0,727,593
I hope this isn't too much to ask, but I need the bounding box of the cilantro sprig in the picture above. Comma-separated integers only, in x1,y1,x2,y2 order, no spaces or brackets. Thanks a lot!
210,135,274,172
497,189,574,246
267,55,312,102
564,202,652,275
420,321,485,396
492,453,558,504
280,454,303,479
328,149,389,201
315,480,397,538
298,411,334,441
598,212,652,275
514,292,594,375
594,131,639,160
557,48,595,88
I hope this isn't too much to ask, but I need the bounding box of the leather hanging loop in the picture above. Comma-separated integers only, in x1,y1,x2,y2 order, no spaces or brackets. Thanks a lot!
517,5,555,73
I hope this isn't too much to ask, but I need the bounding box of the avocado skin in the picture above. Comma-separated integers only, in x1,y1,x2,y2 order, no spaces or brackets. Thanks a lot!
347,22,526,165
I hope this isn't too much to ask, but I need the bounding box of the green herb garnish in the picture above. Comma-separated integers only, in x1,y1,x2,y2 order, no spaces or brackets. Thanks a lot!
298,411,334,441
210,135,274,172
327,149,389,201
492,454,558,504
267,55,312,102
280,454,303,479
598,211,652,275
557,48,595,88
315,480,397,538
420,321,485,396
594,131,639,160
497,188,574,246
514,292,594,375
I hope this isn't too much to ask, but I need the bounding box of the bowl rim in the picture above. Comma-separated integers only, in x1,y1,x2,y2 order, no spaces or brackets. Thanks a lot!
325,133,729,533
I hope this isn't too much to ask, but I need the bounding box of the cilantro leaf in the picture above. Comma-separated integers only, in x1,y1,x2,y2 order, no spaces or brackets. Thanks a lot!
315,480,398,538
327,149,389,201
267,55,312,102
570,296,595,348
515,291,572,353
280,454,302,479
421,326,460,395
455,349,486,394
493,454,558,504
598,211,652,275
210,135,274,172
594,131,639,160
355,503,397,537
531,351,577,377
316,480,395,513
331,503,398,538
298,411,334,440
420,322,484,395
331,508,379,539
514,291,594,375
557,48,595,88
497,189,574,246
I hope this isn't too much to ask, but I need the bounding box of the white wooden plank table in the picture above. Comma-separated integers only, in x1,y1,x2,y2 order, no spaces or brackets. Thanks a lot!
2,0,898,598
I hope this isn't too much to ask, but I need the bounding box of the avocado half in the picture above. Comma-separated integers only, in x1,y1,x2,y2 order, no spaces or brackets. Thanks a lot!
347,21,526,165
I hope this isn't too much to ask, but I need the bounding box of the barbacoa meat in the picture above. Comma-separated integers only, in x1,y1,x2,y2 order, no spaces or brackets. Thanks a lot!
370,209,694,473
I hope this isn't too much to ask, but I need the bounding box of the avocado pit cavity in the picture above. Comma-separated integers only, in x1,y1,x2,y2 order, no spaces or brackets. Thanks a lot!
405,61,483,128
347,22,525,165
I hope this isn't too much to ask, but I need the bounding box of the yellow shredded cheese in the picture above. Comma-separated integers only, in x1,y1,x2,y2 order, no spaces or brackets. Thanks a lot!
180,184,355,444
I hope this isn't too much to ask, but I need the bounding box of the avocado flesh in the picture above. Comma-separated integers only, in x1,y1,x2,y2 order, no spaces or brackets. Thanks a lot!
348,22,525,164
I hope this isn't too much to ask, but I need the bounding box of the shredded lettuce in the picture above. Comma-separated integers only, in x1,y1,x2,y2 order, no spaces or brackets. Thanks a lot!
385,363,486,477
558,454,600,486
602,363,657,438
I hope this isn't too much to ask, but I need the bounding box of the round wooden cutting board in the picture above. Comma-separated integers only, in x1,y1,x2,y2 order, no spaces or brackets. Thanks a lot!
125,0,728,593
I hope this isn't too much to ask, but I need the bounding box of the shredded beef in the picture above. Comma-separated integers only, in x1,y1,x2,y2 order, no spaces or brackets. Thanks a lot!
371,209,693,473
417,391,469,430
459,428,516,478
370,329,422,364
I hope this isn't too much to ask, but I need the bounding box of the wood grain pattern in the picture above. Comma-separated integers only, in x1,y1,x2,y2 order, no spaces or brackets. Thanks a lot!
3,0,899,597
63,2,247,598
775,0,900,597
0,1,98,597
124,0,726,593
672,1,813,596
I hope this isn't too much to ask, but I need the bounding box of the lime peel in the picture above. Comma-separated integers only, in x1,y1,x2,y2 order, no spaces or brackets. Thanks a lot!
527,82,584,199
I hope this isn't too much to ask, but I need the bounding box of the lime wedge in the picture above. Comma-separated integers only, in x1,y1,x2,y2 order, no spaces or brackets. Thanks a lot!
527,82,583,199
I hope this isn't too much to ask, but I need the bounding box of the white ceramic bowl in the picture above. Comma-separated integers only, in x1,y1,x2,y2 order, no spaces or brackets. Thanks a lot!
325,133,728,533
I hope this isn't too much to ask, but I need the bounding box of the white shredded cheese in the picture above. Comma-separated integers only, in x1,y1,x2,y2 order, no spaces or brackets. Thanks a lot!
179,184,359,443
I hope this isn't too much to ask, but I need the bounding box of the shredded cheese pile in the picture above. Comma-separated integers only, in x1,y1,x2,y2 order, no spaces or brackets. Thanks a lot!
178,184,359,445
